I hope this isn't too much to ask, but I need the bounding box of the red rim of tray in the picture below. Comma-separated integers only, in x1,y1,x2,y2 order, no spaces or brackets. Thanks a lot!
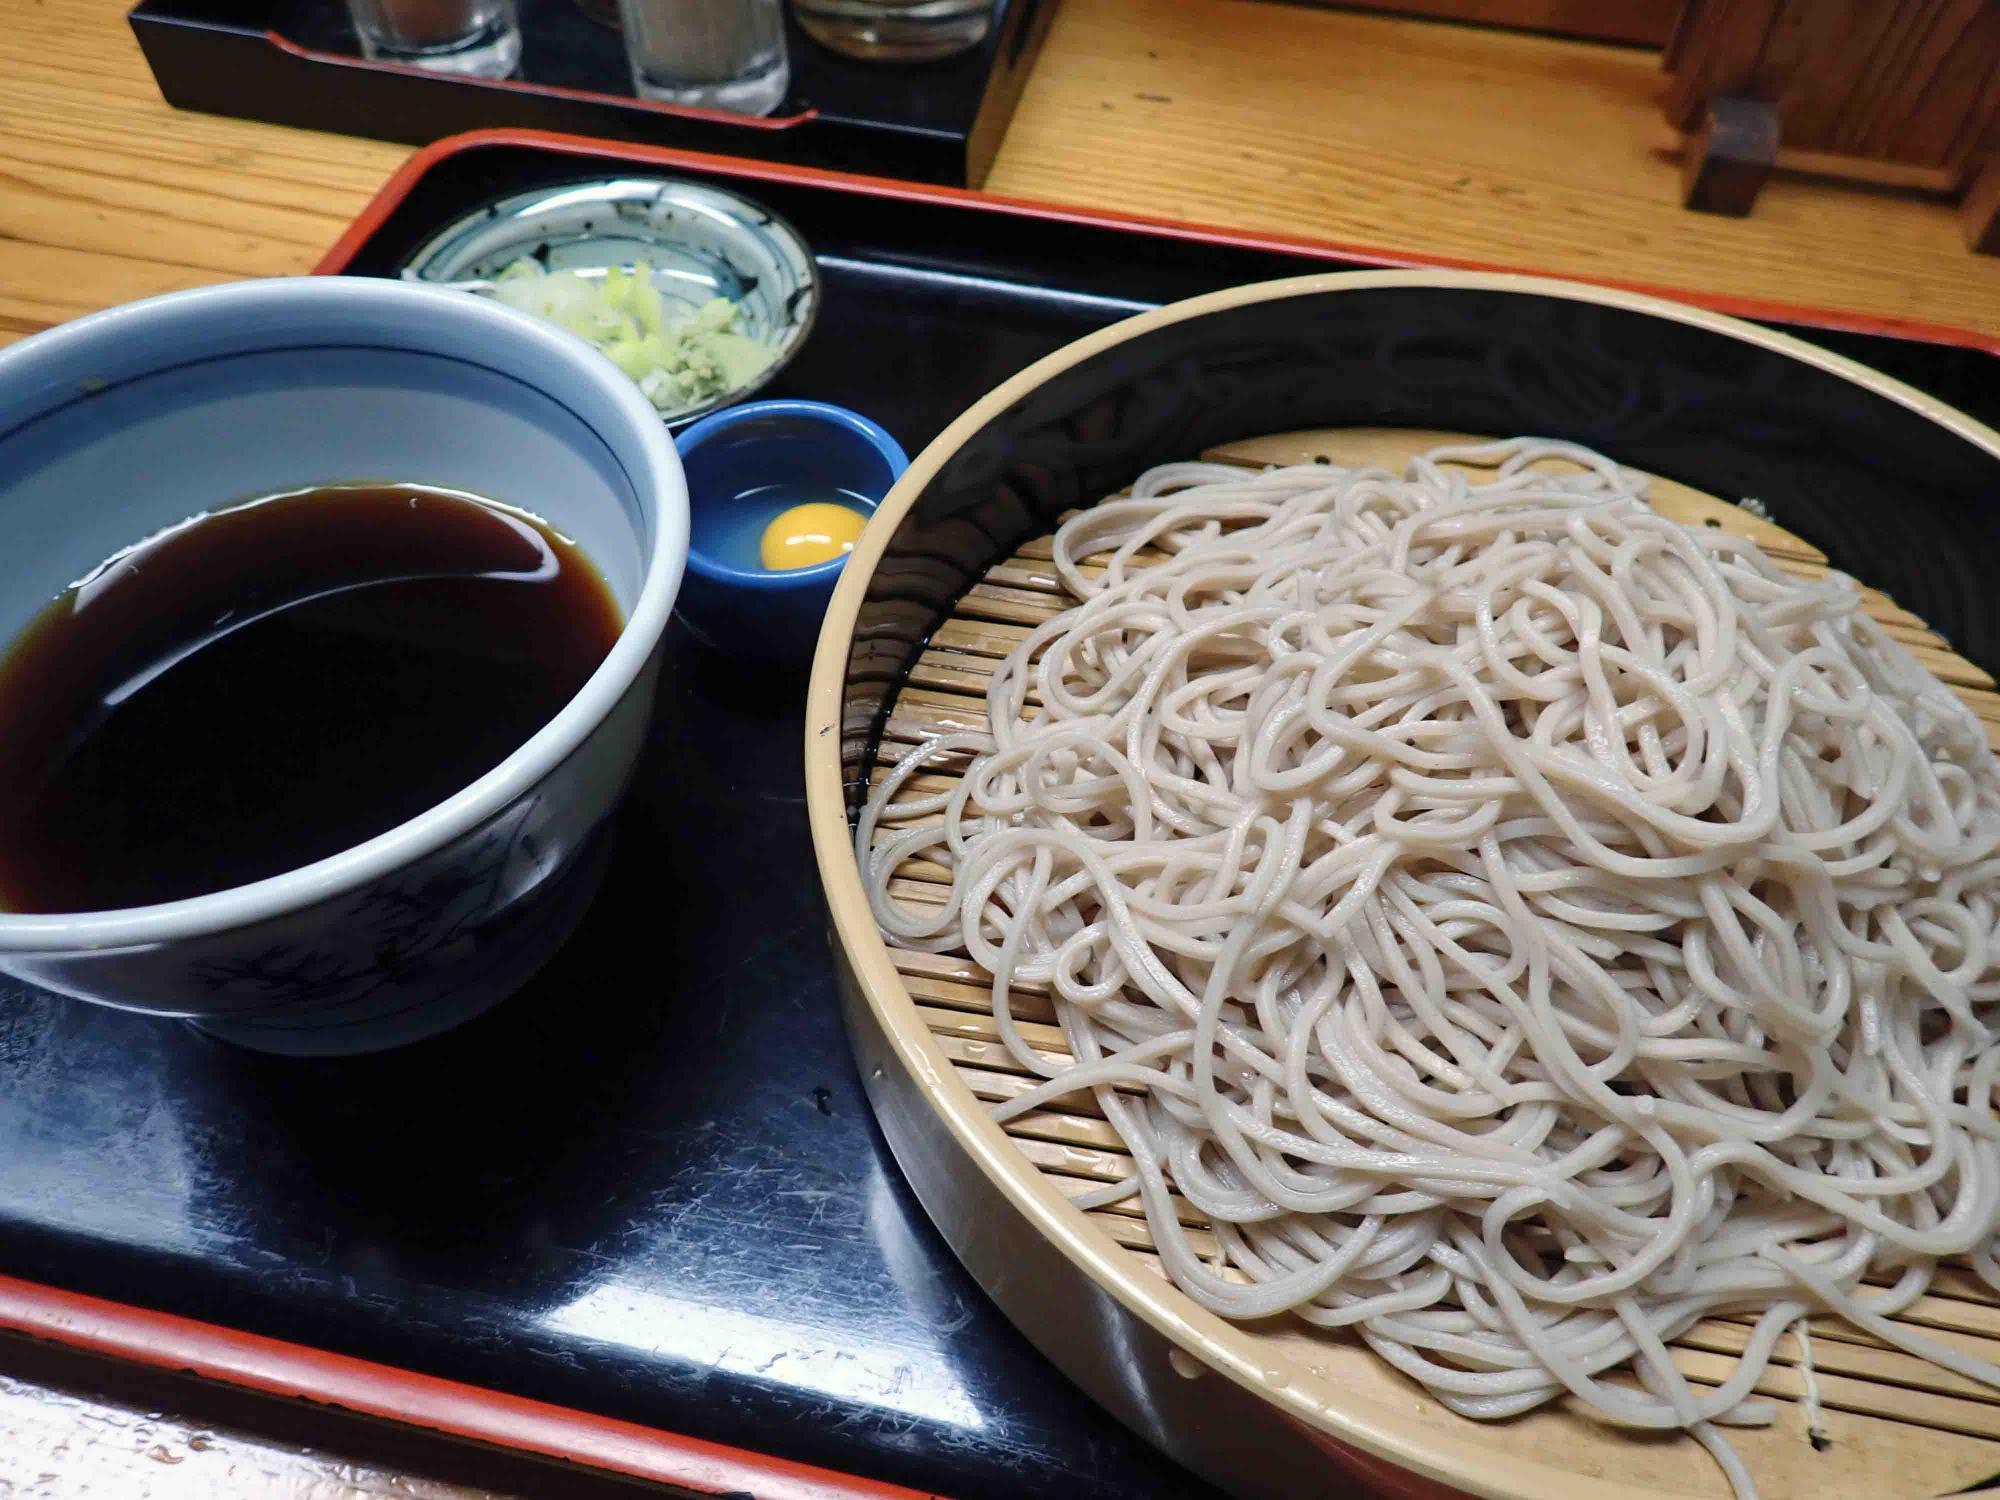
0,1272,948,1498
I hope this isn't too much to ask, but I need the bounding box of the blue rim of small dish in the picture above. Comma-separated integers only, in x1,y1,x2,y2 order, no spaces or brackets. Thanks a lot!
677,399,909,590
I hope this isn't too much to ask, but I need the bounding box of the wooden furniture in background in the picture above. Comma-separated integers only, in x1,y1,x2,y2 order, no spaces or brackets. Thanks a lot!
1681,95,1781,215
1966,155,2000,253
1663,0,2000,247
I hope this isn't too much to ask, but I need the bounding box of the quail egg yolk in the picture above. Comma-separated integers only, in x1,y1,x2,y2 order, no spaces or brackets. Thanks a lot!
759,502,867,571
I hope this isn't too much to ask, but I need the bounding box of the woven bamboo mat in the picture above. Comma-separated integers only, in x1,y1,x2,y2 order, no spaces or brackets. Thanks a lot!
865,429,2000,1500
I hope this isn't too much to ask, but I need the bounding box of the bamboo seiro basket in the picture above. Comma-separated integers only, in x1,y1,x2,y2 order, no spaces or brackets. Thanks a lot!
803,272,2000,1500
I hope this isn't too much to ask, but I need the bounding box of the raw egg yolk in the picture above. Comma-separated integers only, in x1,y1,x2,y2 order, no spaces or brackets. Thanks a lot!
759,502,867,571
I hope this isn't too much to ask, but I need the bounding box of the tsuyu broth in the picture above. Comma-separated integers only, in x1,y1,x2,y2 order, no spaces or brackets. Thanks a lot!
0,484,622,913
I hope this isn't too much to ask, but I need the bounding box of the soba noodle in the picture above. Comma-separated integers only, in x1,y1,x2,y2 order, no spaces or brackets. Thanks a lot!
858,439,2000,1497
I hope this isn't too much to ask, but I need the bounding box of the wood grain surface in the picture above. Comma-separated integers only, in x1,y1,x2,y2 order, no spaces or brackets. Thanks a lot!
2,0,2000,349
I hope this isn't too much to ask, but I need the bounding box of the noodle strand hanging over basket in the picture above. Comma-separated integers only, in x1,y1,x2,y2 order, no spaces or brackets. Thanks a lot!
859,439,2000,1499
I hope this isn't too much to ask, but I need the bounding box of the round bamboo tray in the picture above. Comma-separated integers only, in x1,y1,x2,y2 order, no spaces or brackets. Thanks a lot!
804,272,2000,1500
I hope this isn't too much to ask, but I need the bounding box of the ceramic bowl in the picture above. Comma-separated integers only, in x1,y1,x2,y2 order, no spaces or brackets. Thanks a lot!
0,277,687,1056
398,175,819,425
674,399,907,662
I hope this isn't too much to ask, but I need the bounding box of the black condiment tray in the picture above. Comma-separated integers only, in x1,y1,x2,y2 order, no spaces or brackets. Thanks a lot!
129,0,1054,187
0,131,1993,1500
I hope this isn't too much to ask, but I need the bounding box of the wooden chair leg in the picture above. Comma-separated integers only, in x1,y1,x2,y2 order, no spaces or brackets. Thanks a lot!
1963,155,2000,255
1681,95,1779,217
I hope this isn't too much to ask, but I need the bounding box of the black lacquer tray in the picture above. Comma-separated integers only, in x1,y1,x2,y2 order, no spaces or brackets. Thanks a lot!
0,131,1993,1500
130,0,1054,187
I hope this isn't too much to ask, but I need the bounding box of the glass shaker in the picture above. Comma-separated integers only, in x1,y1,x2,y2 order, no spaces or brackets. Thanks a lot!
346,0,521,75
618,0,791,115
794,0,992,62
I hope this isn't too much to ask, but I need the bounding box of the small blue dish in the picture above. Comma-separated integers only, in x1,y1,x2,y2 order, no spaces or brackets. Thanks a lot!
675,399,908,660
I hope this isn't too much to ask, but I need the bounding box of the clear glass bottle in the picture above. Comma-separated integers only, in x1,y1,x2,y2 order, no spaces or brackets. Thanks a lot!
347,0,521,76
794,0,992,63
618,0,791,115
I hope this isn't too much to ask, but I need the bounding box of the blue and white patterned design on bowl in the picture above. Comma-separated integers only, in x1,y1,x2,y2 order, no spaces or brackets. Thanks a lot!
399,176,820,425
0,277,687,1056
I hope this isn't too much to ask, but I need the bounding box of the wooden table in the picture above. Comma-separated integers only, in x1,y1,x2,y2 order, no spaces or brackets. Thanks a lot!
0,0,1996,1492
4,0,1998,348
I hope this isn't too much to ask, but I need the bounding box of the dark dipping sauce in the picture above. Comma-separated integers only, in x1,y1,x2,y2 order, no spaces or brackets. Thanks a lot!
0,484,623,914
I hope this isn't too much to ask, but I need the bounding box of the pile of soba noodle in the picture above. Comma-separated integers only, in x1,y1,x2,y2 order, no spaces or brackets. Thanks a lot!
858,439,2000,1497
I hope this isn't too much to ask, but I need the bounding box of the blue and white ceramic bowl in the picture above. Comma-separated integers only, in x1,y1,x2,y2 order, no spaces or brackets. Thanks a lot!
399,176,819,425
0,277,688,1055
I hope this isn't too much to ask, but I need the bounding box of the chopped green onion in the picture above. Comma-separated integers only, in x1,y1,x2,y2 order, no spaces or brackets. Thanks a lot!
481,258,775,413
